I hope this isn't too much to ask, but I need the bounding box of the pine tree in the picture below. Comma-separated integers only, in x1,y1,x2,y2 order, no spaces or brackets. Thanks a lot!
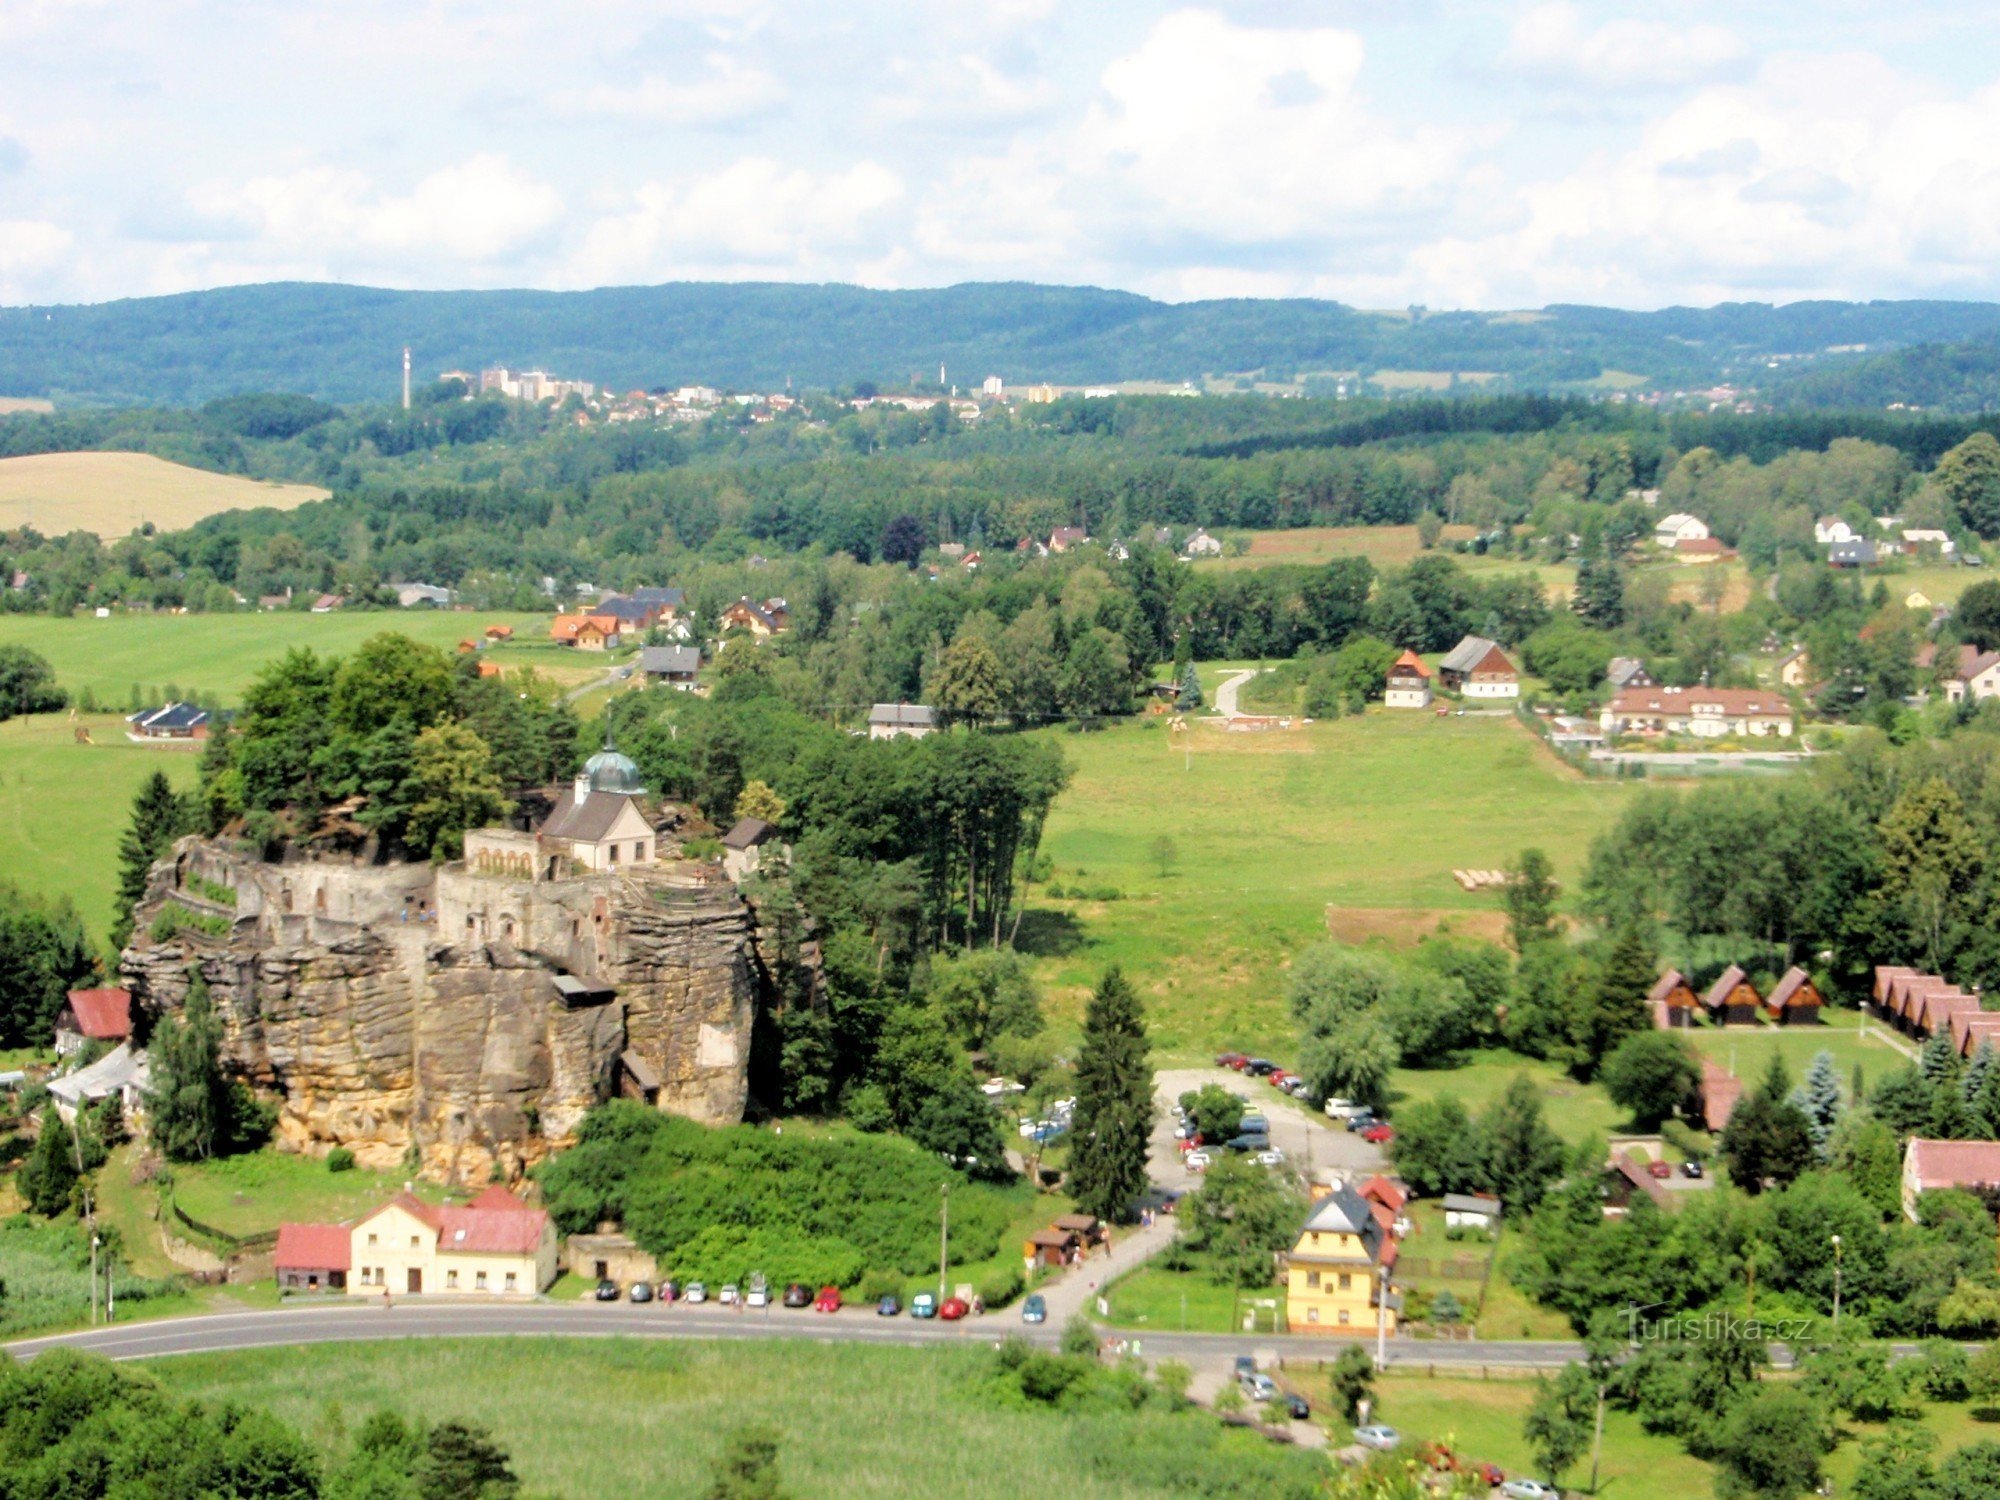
1175,661,1203,711
1921,1030,1961,1089
1964,1040,1997,1115
1798,1050,1844,1158
19,1107,80,1215
1575,921,1655,1076
112,770,190,949
1068,967,1153,1224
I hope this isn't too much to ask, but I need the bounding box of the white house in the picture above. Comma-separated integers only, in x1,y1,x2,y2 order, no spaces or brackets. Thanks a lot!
1654,513,1710,549
1437,636,1519,699
1902,528,1957,558
1180,528,1224,559
1441,1193,1502,1232
867,703,937,740
1601,686,1794,738
1813,517,1856,547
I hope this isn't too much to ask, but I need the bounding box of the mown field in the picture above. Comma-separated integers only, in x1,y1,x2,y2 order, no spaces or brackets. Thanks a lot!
0,451,326,536
1029,710,1637,1056
151,1338,1318,1500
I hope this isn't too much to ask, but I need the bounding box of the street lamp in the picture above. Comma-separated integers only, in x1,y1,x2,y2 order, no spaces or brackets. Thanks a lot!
1830,1235,1843,1329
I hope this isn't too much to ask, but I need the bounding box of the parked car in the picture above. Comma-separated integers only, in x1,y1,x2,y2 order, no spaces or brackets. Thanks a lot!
1234,1355,1257,1379
719,1283,740,1305
1216,1052,1248,1069
1256,1148,1285,1167
1238,1114,1269,1135
746,1275,769,1308
1682,1160,1705,1179
940,1297,970,1320
1324,1097,1360,1119
1021,1293,1047,1324
876,1294,901,1316
1267,1070,1291,1088
657,1279,680,1303
1360,1123,1395,1144
1223,1133,1269,1153
1288,1079,1315,1100
1245,1059,1277,1076
911,1292,938,1319
1243,1374,1278,1402
1353,1425,1401,1451
628,1281,653,1303
684,1282,709,1304
1285,1394,1311,1420
1184,1150,1213,1171
813,1285,842,1313
1646,1160,1672,1180
1501,1481,1560,1500
1345,1111,1377,1133
593,1279,620,1302
782,1282,810,1308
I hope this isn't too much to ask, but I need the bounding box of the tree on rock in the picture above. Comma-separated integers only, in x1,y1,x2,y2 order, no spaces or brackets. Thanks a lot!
113,770,193,949
1069,967,1153,1223
404,723,512,860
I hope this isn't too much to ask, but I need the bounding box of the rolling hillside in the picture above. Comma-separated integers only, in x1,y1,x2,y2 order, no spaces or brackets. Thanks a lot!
0,451,327,535
8,281,2000,404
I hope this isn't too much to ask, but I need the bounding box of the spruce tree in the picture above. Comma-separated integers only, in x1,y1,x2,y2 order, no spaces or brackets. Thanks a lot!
1068,967,1153,1224
1797,1050,1844,1158
1175,661,1203,711
112,770,190,949
1504,849,1560,954
1575,921,1655,1077
1921,1030,1961,1089
1964,1040,1998,1120
19,1107,80,1215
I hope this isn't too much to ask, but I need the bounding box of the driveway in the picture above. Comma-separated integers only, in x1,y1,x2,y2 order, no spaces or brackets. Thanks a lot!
1211,668,1266,718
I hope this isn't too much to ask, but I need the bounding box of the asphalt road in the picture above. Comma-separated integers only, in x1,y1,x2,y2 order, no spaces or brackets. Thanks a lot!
2,1299,1593,1369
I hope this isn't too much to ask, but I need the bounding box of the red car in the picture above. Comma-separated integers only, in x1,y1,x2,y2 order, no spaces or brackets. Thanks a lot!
1216,1052,1248,1069
1360,1123,1394,1145
813,1285,842,1313
939,1297,970,1320
1268,1071,1291,1088
1647,1159,1673,1179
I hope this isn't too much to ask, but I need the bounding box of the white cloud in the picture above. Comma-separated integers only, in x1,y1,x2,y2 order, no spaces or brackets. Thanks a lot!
0,219,72,297
556,55,783,126
190,154,562,268
1501,3,1748,90
572,157,902,283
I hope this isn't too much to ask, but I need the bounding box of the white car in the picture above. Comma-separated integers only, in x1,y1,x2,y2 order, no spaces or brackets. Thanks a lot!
1255,1149,1284,1167
1242,1373,1278,1402
1173,1121,1194,1140
1323,1098,1359,1119
1501,1482,1560,1500
745,1283,769,1309
719,1283,740,1305
1352,1425,1400,1451
1185,1150,1213,1172
683,1282,708,1304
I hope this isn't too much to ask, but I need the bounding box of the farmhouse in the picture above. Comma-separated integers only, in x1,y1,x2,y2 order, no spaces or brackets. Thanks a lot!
1384,650,1433,709
1600,686,1794,739
867,703,938,740
1654,513,1710,548
1902,1138,2000,1222
1437,635,1519,699
1048,526,1090,554
638,644,702,688
1284,1182,1398,1336
1938,645,2000,704
45,1043,150,1124
1703,964,1762,1026
1764,966,1823,1025
721,597,788,637
55,987,132,1056
1648,969,1698,1029
1779,648,1812,688
1180,527,1223,559
573,616,622,651
1814,517,1857,546
346,1185,557,1296
127,702,214,742
1829,539,1878,568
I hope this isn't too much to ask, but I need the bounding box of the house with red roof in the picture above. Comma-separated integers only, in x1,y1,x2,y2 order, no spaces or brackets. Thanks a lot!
1903,1138,2000,1221
1698,1058,1744,1133
55,987,132,1057
345,1184,556,1297
275,1222,351,1292
1384,650,1433,709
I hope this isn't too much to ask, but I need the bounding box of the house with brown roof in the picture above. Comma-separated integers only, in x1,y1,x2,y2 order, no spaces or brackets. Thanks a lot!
275,1222,351,1292
1763,967,1823,1026
1698,1058,1743,1132
1955,1011,2000,1058
1437,635,1519,699
721,597,787,637
347,1184,557,1296
1603,1149,1674,1213
1703,965,1762,1026
1873,965,1916,1016
1903,1138,2000,1221
55,987,132,1057
722,816,781,882
1384,650,1433,709
1648,970,1699,1030
572,615,623,651
1601,686,1794,739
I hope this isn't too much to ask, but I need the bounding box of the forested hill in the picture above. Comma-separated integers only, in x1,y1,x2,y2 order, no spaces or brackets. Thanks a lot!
10,281,2000,406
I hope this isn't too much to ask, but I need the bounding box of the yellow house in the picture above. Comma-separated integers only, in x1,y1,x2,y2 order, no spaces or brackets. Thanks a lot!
1284,1184,1398,1336
347,1185,557,1297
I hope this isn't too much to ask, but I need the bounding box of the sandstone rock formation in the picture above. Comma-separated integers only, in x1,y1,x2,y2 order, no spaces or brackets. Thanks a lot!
121,837,765,1183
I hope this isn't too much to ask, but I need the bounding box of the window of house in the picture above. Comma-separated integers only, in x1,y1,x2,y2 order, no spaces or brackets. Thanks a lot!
446,1269,459,1289
1338,1309,1350,1326
505,1272,517,1291
1338,1273,1352,1291
608,843,620,865
476,1271,489,1290
1306,1271,1320,1288
367,1234,378,1247
410,1236,420,1248
1307,1307,1319,1323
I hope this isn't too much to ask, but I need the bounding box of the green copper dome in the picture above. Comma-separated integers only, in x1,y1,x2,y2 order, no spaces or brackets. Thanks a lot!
582,737,644,795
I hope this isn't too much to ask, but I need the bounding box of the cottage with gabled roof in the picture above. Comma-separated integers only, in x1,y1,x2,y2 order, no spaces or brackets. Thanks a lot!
722,817,781,882
55,987,132,1056
1602,686,1793,739
1607,657,1656,690
1648,970,1698,1030
1763,967,1822,1026
346,1184,556,1296
1284,1182,1398,1335
868,703,937,740
1903,1138,2000,1222
1384,650,1433,709
1703,965,1761,1026
275,1222,350,1292
638,644,702,689
1437,636,1518,699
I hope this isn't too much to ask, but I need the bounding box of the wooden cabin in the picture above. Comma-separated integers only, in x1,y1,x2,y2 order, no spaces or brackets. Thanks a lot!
1873,965,1915,1019
1915,989,1976,1039
1648,969,1699,1029
1954,1009,2000,1058
1888,971,1941,1031
1703,965,1762,1027
1763,967,1823,1026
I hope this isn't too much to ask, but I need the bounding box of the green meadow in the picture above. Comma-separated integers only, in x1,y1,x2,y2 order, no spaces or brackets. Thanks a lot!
1029,710,1638,1057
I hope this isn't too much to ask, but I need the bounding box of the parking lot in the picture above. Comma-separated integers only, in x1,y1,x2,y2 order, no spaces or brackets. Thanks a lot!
1154,1066,1388,1190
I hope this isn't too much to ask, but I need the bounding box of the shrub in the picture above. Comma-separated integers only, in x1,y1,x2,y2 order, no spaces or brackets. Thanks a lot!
976,1263,1024,1309
858,1268,902,1303
1662,1119,1710,1162
326,1147,356,1174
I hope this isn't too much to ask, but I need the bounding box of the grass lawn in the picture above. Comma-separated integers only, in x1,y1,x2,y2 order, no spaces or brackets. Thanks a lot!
1681,1008,1910,1095
1390,1049,1629,1148
1101,1265,1287,1335
1028,709,1637,1057
150,1338,1315,1500
1349,1372,1718,1496
0,451,326,537
158,1149,453,1241
0,608,553,705
0,712,199,943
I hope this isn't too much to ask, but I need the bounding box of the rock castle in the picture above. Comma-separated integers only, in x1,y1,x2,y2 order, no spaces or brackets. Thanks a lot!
119,745,768,1183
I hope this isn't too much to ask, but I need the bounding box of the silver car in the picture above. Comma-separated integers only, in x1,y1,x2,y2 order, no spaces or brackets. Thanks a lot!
1352,1425,1400,1451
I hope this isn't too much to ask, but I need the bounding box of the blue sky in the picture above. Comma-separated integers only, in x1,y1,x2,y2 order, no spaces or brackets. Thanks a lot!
4,0,2000,309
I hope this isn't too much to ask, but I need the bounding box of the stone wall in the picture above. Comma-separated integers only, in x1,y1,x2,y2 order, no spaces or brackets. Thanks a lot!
121,838,764,1184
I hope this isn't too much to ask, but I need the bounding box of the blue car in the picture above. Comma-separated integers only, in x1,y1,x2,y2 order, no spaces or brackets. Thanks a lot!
1021,1293,1047,1324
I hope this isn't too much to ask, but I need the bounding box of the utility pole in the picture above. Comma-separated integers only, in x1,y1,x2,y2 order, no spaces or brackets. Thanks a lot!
1831,1234,1843,1328
938,1180,950,1305
402,347,412,411
1374,1269,1388,1370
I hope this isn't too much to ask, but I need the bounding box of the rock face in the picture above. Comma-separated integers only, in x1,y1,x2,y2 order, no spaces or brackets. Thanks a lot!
121,838,764,1183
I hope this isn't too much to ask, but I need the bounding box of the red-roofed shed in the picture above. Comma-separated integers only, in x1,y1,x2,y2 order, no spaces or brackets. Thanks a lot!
275,1222,350,1292
55,988,132,1057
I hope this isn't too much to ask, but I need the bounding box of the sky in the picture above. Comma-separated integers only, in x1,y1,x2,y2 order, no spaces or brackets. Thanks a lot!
4,0,2000,310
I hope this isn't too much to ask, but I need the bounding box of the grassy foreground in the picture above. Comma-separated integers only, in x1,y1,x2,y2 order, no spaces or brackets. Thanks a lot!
1030,710,1637,1057
151,1338,1317,1499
